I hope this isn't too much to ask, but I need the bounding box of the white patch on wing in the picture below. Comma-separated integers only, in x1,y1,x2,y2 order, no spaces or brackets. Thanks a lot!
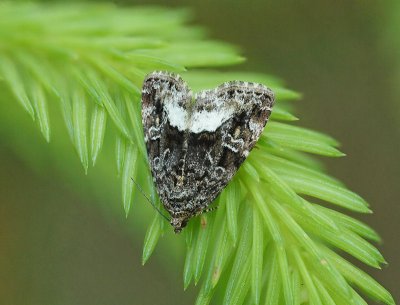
249,119,261,132
165,99,235,133
164,100,189,131
190,107,234,133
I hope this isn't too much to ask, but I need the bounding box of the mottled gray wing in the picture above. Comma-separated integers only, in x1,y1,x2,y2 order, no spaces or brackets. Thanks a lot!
141,71,193,217
183,81,275,216
142,73,274,232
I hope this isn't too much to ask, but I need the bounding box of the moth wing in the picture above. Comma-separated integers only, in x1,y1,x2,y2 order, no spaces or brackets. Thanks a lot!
141,71,191,143
185,81,275,213
141,71,192,213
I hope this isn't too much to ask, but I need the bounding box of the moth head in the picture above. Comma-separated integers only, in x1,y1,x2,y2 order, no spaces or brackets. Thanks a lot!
171,216,188,233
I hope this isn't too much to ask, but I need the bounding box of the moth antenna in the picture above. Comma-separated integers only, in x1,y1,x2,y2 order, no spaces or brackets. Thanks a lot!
130,178,170,222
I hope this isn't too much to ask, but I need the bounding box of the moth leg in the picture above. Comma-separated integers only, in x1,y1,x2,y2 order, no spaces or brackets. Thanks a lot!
203,205,218,214
196,205,218,217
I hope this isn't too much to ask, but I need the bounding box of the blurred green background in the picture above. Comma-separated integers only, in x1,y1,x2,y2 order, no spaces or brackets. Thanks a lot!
0,0,398,304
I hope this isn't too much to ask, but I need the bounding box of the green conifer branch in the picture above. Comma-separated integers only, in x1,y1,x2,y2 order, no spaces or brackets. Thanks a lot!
0,2,395,305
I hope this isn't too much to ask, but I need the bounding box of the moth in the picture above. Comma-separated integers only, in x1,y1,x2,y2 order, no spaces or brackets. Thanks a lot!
141,71,275,233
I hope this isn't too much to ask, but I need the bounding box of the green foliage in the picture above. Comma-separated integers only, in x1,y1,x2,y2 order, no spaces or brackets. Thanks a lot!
0,2,395,305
